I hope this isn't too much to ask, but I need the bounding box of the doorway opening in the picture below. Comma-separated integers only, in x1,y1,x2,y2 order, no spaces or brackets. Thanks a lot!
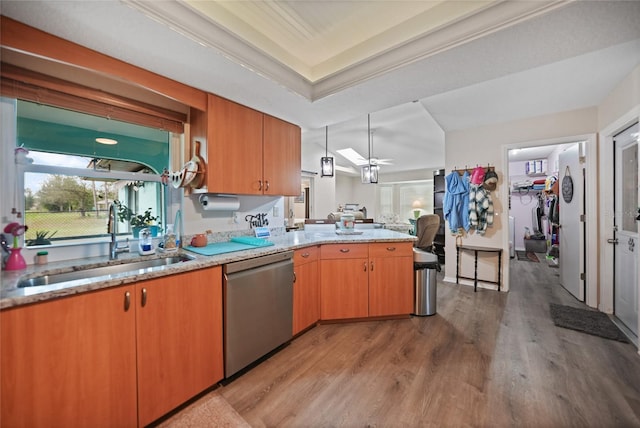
507,141,586,301
284,174,314,230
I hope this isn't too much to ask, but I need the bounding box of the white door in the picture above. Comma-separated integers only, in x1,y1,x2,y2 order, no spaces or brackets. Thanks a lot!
613,123,638,336
559,144,584,301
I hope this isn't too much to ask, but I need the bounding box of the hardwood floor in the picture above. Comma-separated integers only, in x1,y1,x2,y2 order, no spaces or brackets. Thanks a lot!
181,257,640,427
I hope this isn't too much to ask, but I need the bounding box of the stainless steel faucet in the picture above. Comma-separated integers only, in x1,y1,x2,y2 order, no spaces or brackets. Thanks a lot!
107,202,130,260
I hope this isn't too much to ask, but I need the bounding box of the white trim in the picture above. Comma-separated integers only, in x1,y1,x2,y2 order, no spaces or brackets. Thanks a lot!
598,105,640,347
23,164,163,183
502,133,598,306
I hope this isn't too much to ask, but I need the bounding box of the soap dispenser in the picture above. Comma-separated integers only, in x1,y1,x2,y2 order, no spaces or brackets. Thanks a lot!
163,224,178,252
138,228,155,255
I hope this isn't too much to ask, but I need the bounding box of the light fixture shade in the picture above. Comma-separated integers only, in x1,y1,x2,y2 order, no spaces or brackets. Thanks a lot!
369,164,379,183
320,125,334,177
321,156,334,177
361,164,379,184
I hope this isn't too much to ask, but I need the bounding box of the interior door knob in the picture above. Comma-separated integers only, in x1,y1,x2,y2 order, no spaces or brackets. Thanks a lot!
607,238,619,244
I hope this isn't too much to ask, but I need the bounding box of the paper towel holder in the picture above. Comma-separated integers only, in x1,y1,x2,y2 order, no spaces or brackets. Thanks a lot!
198,194,240,211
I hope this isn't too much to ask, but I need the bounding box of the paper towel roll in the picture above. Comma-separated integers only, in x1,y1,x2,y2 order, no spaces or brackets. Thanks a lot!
199,194,240,211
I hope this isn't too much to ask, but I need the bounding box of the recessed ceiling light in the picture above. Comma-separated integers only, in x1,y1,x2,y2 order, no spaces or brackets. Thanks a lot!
96,137,118,145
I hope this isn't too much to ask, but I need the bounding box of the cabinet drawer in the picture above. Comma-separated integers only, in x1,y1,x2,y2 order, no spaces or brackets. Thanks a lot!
368,242,413,258
320,243,368,259
294,246,319,265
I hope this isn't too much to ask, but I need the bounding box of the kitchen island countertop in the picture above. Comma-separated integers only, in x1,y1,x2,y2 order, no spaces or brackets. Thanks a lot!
1,229,414,309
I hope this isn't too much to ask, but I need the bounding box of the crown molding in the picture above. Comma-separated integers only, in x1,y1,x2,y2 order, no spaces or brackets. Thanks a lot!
125,0,569,102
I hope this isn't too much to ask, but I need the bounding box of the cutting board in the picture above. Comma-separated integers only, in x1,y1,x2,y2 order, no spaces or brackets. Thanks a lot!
185,238,274,256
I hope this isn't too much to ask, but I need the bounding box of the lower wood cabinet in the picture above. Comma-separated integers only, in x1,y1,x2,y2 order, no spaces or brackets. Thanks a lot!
0,266,223,428
293,246,320,335
320,242,413,320
136,267,223,427
1,285,138,428
368,243,414,316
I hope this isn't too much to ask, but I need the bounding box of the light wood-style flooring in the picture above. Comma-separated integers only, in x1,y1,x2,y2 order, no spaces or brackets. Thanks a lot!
165,257,640,427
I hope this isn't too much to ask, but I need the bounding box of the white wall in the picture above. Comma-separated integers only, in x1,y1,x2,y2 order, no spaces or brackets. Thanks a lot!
445,107,598,291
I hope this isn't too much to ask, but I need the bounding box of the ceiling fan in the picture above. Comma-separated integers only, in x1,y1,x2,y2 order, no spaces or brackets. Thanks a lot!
336,129,394,167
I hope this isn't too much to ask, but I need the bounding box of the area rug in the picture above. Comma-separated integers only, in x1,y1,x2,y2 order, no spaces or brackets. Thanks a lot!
156,390,250,428
516,251,539,262
549,303,629,343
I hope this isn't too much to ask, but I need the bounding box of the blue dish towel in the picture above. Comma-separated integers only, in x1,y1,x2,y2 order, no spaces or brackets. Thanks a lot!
230,236,274,247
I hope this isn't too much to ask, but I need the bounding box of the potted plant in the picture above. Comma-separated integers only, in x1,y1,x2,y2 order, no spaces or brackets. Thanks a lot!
113,200,159,238
26,230,57,246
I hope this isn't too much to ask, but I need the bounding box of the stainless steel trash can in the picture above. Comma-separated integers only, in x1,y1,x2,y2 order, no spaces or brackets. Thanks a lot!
413,248,439,316
414,262,438,316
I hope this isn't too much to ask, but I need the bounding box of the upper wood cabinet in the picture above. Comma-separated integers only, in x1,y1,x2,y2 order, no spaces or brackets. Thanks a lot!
263,114,301,196
191,93,301,196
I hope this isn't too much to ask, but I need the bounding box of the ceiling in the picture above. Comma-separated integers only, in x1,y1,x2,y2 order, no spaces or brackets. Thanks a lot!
2,1,639,175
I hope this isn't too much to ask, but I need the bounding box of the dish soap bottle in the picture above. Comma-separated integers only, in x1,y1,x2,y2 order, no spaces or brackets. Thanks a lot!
163,224,177,252
138,228,155,255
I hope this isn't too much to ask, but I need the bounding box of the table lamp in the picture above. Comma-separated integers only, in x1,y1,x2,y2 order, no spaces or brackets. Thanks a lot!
412,200,422,219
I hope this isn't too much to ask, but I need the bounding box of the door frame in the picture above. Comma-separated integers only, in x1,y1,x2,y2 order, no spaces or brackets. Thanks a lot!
599,107,640,343
502,133,597,306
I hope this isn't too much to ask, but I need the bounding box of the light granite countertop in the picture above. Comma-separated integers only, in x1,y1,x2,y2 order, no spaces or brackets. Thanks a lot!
1,229,414,309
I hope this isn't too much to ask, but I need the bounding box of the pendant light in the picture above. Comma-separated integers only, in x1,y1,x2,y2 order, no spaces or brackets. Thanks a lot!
361,114,378,184
320,125,334,177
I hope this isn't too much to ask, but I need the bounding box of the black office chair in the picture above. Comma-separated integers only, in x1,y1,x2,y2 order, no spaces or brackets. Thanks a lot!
414,214,440,252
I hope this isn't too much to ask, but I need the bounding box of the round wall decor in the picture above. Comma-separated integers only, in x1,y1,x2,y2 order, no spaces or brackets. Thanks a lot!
562,166,573,203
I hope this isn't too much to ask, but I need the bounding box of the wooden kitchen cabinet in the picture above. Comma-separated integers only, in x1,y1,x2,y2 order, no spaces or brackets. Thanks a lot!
263,114,301,196
320,244,369,320
191,93,301,196
319,242,413,320
1,285,138,428
293,246,320,335
368,242,414,316
1,266,224,428
136,266,223,427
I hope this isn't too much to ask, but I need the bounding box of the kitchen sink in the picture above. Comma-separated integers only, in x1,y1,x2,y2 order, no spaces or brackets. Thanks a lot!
17,254,195,288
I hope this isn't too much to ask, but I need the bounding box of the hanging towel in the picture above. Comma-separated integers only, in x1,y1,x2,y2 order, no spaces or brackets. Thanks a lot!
443,171,470,234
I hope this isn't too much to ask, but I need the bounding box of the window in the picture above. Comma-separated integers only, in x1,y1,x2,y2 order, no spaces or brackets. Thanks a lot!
15,100,170,246
376,180,433,223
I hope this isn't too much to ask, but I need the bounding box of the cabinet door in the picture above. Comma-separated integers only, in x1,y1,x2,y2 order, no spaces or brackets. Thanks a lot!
368,255,414,316
206,93,264,195
136,267,223,427
263,114,301,196
293,247,320,335
1,286,137,428
368,243,414,316
320,258,369,320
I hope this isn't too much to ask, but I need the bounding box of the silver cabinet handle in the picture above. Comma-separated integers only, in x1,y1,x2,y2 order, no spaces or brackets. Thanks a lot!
370,261,374,271
607,238,619,244
124,291,131,312
141,288,147,307
293,272,297,283
386,247,396,251
340,248,350,253
258,180,263,190
301,253,310,258
265,180,270,191
364,262,367,272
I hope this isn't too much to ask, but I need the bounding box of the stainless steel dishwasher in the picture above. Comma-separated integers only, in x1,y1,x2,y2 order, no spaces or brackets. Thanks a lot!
223,251,294,378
